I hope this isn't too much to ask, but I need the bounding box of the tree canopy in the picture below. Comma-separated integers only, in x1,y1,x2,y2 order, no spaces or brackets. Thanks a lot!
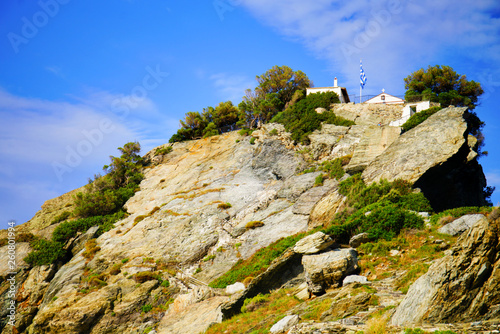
239,65,312,128
404,65,483,110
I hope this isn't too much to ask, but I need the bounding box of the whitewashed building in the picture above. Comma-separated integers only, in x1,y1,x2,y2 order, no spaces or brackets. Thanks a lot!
364,89,405,105
306,78,350,103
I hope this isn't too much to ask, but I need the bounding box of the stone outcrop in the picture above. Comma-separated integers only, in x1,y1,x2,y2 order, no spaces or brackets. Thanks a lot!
293,232,334,254
349,233,370,248
346,125,401,173
391,214,500,326
302,248,359,295
362,107,486,211
270,314,300,333
437,214,487,236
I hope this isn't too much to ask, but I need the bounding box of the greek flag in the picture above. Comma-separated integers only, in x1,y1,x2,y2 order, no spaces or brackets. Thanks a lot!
360,60,367,89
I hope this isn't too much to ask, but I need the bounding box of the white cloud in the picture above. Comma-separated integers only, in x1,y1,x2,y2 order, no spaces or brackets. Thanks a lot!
210,73,256,103
239,0,500,95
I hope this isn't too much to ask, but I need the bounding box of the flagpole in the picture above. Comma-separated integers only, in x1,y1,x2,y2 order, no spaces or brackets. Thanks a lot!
360,85,362,104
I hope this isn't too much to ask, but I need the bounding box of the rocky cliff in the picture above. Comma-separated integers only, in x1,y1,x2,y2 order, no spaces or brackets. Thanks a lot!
0,105,493,334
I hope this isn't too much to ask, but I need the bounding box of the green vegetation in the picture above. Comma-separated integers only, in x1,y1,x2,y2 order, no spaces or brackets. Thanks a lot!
404,329,457,334
272,91,354,144
249,137,256,145
24,239,66,266
314,173,324,186
209,233,305,289
73,142,144,218
155,146,173,155
404,65,483,110
401,106,442,132
323,175,431,244
24,142,142,267
50,211,71,225
269,128,278,136
239,65,312,128
169,101,240,142
141,304,153,313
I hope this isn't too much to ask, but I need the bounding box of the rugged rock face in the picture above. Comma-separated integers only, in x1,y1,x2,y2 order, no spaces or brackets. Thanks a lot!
0,102,492,333
391,214,500,326
362,107,487,211
437,214,487,236
346,125,401,173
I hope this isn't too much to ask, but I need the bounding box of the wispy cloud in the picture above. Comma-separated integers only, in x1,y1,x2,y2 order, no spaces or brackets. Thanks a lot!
210,73,255,103
239,0,500,94
0,87,170,225
45,65,65,78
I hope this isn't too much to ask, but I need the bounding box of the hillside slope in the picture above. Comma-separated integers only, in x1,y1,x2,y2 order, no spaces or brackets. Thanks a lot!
0,106,492,334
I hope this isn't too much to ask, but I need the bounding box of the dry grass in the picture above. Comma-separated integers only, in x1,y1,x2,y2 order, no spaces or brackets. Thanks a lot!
245,221,265,229
358,229,455,285
365,315,389,334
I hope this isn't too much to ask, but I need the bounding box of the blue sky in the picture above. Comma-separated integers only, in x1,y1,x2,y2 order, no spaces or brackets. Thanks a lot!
1,0,499,230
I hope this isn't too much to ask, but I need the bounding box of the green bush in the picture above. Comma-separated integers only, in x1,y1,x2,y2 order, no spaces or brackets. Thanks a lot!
155,146,173,155
24,239,66,266
314,174,324,186
141,304,153,313
51,211,71,225
401,106,442,132
73,142,143,218
209,233,305,289
325,202,424,243
269,128,278,136
324,175,429,243
249,137,256,145
318,158,345,180
271,92,354,144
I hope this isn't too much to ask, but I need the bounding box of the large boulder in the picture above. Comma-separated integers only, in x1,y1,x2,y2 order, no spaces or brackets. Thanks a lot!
362,107,487,211
391,214,500,326
437,214,487,236
302,248,359,295
293,232,334,255
270,314,300,333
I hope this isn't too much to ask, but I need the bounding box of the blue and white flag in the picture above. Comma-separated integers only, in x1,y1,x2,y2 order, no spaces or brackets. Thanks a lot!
360,60,367,89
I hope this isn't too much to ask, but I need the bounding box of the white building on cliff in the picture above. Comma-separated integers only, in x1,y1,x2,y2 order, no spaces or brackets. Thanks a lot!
306,77,350,103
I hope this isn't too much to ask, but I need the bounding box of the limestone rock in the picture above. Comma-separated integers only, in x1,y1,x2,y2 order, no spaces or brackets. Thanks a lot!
309,187,346,230
252,139,306,179
291,181,335,215
346,125,401,173
362,107,486,211
349,233,370,248
157,296,229,334
288,322,345,334
270,314,300,333
225,282,245,295
391,215,500,326
309,124,350,160
343,275,368,285
277,172,320,201
437,214,487,236
293,232,334,254
302,248,359,295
